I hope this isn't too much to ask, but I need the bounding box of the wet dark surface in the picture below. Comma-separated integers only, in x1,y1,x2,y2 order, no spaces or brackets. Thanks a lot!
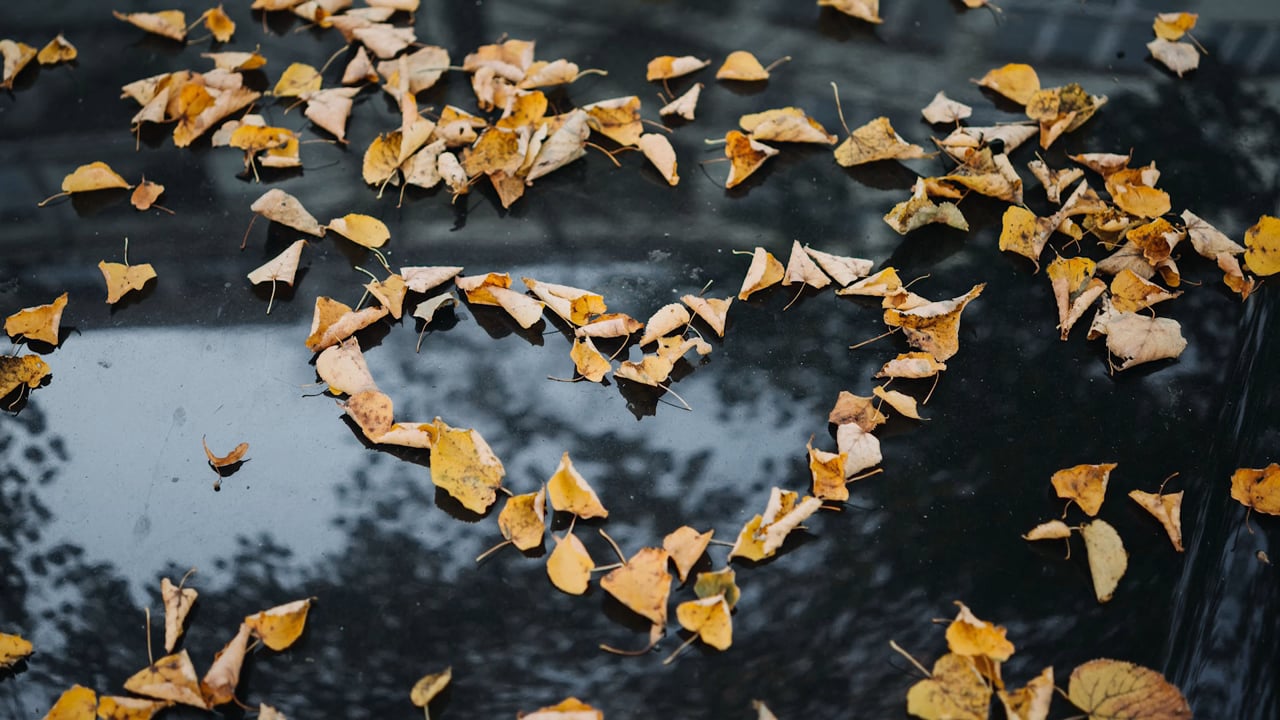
2,1,1279,718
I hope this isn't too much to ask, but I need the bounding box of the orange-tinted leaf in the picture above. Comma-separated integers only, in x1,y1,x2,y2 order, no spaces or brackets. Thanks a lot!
498,488,546,551
244,598,312,651
5,292,67,346
304,297,388,353
1051,463,1116,516
123,650,209,709
829,391,886,431
738,247,785,300
1230,464,1280,515
1153,12,1198,41
716,50,770,81
0,355,50,399
973,63,1040,105
583,95,643,146
946,602,1015,662
430,418,505,513
40,685,97,720
1128,489,1184,552
99,261,156,305
37,34,77,65
519,697,603,720
808,438,849,502
204,5,235,42
547,452,608,519
724,130,779,188
1217,252,1256,300
601,547,672,626
96,696,171,720
546,531,594,595
130,180,165,211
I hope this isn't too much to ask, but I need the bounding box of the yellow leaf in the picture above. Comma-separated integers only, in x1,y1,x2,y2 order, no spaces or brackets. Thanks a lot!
1080,519,1127,603
1153,12,1198,41
519,697,603,720
973,63,1041,106
998,667,1054,720
0,632,32,667
1050,463,1116,517
998,205,1055,269
199,623,251,707
327,214,390,249
1022,520,1072,541
1128,489,1184,552
663,526,714,583
37,34,77,65
99,261,156,305
646,55,709,80
40,685,96,720
1109,269,1179,314
601,547,672,626
123,650,209,709
583,96,642,146
873,385,923,420
429,418,506,514
160,576,197,652
410,667,452,708
1047,257,1105,340
366,273,408,319
883,284,985,362
570,337,611,383
738,247,785,300
724,130,779,188
547,452,608,519
676,594,732,650
1230,464,1280,516
906,653,992,720
5,292,67,346
716,50,769,81
808,438,849,502
304,297,388,353
498,488,546,551
244,598,312,651
1,40,36,89
946,602,1015,662
728,487,823,561
834,117,927,167
60,161,133,194
681,294,732,336
204,5,236,42
455,272,513,306
1243,215,1280,277
0,355,50,399
884,180,968,235
546,531,594,595
112,10,187,41
95,696,171,720
1068,659,1190,719
273,62,322,97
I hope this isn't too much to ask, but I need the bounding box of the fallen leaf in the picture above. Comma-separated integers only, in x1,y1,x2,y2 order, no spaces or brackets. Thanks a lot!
302,87,360,141
998,667,1054,720
305,297,388,353
244,598,312,651
1105,166,1169,219
248,239,307,289
1025,83,1107,148
1243,215,1280,276
682,295,731,336
1028,160,1084,204
804,246,872,285
258,704,288,720
99,260,156,305
1080,519,1127,603
519,697,603,720
716,50,771,81
96,696,172,720
583,95,643,146
834,117,927,167
694,567,740,608
1,40,36,89
250,189,324,237
366,273,409,319
430,418,505,513
647,55,709,80
946,602,1014,662
873,385,923,420
873,354,944,384
738,247,785,300
1109,270,1180,313
568,337,611,382
202,5,235,41
829,391,887,431
973,63,1040,105
921,92,972,124
883,284,984,362
37,34,76,65
342,46,378,84
780,240,831,289
123,650,209,709
818,0,882,23
1230,464,1280,516
1148,39,1199,77
410,667,452,709
403,265,464,293
1180,211,1243,258
659,83,702,120
1022,520,1072,541
113,10,186,41
663,526,714,583
0,355,50,399
753,700,779,720
601,547,672,626
1128,489,1184,552
638,304,691,346
547,531,594,595
884,179,968,235
40,685,97,720
455,272,513,306
1051,463,1116,517
906,653,992,720
0,632,32,667
675,594,732,650
1088,303,1187,371
808,438,849,502
412,293,459,328
574,312,643,339
1153,12,1198,41
5,292,67,346
836,422,882,476
354,23,416,60
547,452,608,519
639,133,679,186
741,107,836,144
128,180,165,211
160,576,197,652
203,437,249,470
49,161,134,204
729,487,823,561
199,623,251,707
326,214,390,249
499,488,546,551
1045,256,1105,340
1068,659,1190,719
724,130,779,188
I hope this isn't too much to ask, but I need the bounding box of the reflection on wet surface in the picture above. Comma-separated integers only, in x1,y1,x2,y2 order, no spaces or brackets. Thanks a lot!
2,1,1279,718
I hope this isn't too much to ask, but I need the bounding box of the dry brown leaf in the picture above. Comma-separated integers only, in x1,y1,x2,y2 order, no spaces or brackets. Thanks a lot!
1025,83,1107,148
1068,659,1190,719
808,438,849,502
944,148,1023,204
1128,489,1184,552
1217,252,1256,300
583,95,643,146
828,391,886,431
160,576,197,653
884,179,968,235
834,117,927,167
5,292,67,346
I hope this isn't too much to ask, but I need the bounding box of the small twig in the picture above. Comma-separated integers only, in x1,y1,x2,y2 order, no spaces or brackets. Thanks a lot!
846,467,884,483
145,607,154,666
641,118,672,133
475,540,512,563
662,633,698,665
598,529,627,564
585,142,623,168
266,280,278,315
849,327,900,350
763,56,792,73
318,45,349,75
831,82,851,136
658,383,693,411
888,640,932,678
922,372,941,405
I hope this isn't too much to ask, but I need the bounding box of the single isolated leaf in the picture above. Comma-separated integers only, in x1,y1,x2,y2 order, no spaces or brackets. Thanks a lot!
601,547,672,626
1022,520,1072,541
663,526,714,583
741,107,836,144
1129,489,1184,552
0,355,50,399
921,91,972,124
1243,215,1280,277
659,82,702,120
244,598,312,651
203,437,249,469
250,189,325,237
547,452,608,519
716,50,771,81
5,292,68,346
1230,464,1280,516
1,40,37,89
639,133,679,186
818,0,882,23
199,623,251,707
123,650,209,709
428,418,506,513
973,63,1041,105
204,5,235,42
327,214,390,249
99,260,156,305
1080,519,1127,603
112,10,187,42
906,653,992,720
130,180,164,211
1051,462,1117,517
55,161,133,197
1068,659,1190,720
738,247,785,300
882,284,985,362
998,667,1054,720
37,34,77,65
40,685,97,720
1148,39,1199,77
546,531,594,595
519,697,603,720
410,667,452,708
248,239,307,288
834,116,927,167
1153,12,1198,41
646,55,709,80
0,632,33,667
946,602,1015,662
160,576,197,652
724,130,779,188
676,594,732,650
498,488,546,551
1089,306,1187,371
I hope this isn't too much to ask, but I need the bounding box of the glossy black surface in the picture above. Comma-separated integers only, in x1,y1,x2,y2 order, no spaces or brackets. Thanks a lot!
2,1,1278,718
